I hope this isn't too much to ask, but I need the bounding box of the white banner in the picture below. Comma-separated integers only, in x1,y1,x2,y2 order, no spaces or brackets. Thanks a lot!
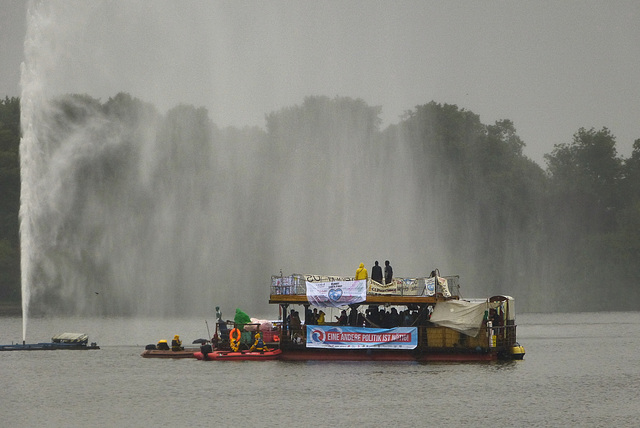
307,326,418,349
437,276,451,298
304,274,354,283
425,277,436,296
305,280,367,307
369,278,432,296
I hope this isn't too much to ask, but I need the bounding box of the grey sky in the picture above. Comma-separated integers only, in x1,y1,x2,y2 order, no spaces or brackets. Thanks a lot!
2,1,639,164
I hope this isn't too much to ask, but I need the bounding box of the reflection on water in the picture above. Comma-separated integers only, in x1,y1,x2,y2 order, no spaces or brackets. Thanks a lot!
1,312,639,427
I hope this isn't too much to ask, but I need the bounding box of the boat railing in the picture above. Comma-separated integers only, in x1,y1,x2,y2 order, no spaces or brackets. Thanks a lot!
271,274,460,298
488,324,517,348
213,321,279,346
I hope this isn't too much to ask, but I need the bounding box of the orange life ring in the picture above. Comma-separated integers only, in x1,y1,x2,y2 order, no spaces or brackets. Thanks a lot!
229,328,241,342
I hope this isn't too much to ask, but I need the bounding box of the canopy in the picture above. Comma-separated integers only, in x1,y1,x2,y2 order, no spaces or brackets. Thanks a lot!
429,301,487,337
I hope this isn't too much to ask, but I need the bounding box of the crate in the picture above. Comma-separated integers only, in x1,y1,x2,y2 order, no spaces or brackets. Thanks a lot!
426,326,460,347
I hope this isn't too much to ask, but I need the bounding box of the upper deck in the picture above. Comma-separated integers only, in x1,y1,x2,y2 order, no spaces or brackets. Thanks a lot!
269,273,461,305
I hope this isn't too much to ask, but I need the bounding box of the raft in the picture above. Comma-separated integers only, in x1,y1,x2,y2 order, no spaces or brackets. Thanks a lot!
140,348,198,358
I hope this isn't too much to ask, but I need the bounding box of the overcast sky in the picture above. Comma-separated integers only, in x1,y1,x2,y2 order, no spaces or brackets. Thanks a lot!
2,1,639,165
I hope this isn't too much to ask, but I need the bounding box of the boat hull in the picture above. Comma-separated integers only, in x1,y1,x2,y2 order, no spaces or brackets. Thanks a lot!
194,349,282,361
0,343,100,351
140,349,198,358
278,348,498,362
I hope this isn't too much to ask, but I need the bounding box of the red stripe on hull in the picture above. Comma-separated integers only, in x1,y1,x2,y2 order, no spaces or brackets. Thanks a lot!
194,349,282,361
279,349,498,362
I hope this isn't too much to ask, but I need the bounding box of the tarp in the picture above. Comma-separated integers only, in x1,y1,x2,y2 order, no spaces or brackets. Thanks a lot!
429,300,487,337
51,333,88,343
234,309,251,330
306,325,417,349
305,279,367,307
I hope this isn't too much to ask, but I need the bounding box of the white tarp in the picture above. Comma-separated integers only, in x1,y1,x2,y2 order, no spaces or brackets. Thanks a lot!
429,300,486,337
51,333,89,343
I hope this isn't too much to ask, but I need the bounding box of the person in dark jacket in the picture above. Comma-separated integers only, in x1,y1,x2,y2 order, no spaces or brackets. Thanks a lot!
384,260,393,285
371,261,383,283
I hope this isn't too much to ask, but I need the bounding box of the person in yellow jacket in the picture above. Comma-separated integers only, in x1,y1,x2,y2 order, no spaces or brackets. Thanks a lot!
355,263,368,280
171,334,183,351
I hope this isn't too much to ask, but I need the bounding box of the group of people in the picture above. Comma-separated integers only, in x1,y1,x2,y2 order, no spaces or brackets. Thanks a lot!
365,306,426,328
356,260,393,284
286,307,327,329
156,334,183,351
307,308,326,325
333,305,426,328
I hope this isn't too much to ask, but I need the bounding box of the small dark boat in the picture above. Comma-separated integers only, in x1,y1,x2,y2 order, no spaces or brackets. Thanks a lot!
194,348,282,361
0,333,100,351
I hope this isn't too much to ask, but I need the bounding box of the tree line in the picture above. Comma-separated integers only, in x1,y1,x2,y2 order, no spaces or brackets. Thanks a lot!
1,94,638,313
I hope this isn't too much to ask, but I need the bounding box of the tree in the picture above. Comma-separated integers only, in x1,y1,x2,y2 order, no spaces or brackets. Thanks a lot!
0,97,21,302
545,127,622,235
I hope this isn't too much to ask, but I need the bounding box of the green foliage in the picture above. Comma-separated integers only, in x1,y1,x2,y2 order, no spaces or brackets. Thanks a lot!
1,92,639,311
0,97,20,302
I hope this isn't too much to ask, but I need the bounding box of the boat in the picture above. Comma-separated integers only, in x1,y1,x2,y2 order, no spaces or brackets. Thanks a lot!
140,349,198,359
140,337,200,358
268,271,525,362
194,348,282,361
0,333,100,351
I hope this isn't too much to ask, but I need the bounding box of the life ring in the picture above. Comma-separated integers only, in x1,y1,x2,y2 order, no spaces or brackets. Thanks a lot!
229,328,241,342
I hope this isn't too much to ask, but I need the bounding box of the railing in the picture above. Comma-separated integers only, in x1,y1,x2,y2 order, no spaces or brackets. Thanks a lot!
270,274,460,298
488,324,518,348
270,274,307,295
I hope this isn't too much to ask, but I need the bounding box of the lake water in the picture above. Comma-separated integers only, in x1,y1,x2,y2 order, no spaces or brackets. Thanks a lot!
1,312,639,427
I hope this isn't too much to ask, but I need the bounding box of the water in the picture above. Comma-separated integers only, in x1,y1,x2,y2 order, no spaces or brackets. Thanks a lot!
1,312,638,427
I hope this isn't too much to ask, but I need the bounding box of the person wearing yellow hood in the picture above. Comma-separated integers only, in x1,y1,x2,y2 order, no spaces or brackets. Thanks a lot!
355,263,368,280
171,334,183,351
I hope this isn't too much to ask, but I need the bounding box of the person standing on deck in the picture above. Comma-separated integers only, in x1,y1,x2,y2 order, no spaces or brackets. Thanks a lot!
355,263,368,281
371,261,383,283
384,260,393,285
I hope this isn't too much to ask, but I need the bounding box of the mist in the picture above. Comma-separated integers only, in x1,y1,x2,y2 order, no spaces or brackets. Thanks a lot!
19,2,638,323
21,2,453,320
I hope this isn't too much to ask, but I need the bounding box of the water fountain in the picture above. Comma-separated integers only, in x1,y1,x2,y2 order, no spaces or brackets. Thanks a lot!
16,2,449,344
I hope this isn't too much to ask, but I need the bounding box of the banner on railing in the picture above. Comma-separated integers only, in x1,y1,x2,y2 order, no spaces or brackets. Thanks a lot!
368,279,396,294
369,278,431,296
304,274,354,282
305,280,366,307
425,277,436,296
437,276,451,298
306,325,418,349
